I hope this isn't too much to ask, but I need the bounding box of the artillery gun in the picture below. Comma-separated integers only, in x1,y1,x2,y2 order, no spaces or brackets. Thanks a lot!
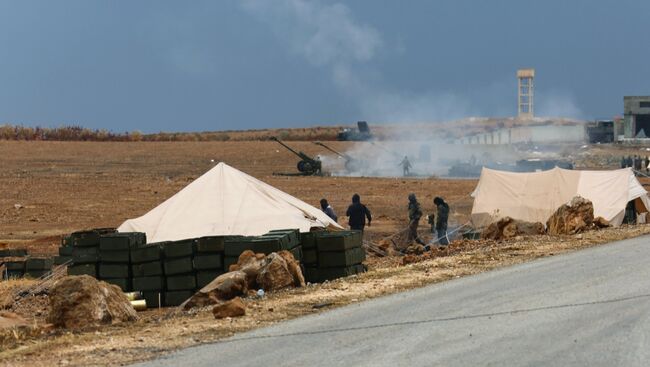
271,137,322,176
313,141,367,173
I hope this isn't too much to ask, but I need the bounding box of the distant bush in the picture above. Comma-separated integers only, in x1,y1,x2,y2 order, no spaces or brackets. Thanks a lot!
0,124,341,142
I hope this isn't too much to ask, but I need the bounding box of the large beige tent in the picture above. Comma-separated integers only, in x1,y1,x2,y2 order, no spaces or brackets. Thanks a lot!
471,167,650,228
118,162,342,242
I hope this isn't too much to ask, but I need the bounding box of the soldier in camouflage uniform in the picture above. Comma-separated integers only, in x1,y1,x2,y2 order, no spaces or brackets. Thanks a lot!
407,193,426,245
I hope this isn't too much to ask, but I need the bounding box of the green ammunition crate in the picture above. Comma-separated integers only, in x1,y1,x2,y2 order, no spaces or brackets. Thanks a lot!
99,232,146,251
25,270,49,278
224,237,281,257
25,257,54,270
132,276,165,291
196,236,226,253
260,233,292,250
164,257,194,275
61,234,72,247
164,290,193,307
303,248,318,264
58,246,73,256
130,244,165,264
316,232,358,252
68,264,98,277
163,239,196,258
193,254,223,270
317,247,366,268
196,270,224,288
70,228,116,247
0,248,28,257
266,229,299,246
131,261,164,277
99,250,130,263
142,291,164,309
5,261,26,271
299,232,317,249
166,274,197,291
103,278,132,291
54,255,72,265
99,264,130,278
72,246,100,264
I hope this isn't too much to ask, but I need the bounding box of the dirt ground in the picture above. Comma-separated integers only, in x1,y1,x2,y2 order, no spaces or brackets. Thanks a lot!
1,140,650,366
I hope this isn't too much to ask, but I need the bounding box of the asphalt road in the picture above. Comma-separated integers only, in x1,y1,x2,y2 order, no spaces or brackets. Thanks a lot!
136,236,650,367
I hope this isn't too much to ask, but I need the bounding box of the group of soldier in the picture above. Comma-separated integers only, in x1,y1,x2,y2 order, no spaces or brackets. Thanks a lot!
319,193,450,250
621,155,650,173
407,194,449,250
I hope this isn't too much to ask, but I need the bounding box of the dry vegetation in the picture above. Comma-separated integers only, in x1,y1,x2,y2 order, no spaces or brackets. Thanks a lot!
1,139,649,366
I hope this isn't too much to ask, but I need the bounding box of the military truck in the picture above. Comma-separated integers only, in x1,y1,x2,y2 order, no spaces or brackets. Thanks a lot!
337,121,372,141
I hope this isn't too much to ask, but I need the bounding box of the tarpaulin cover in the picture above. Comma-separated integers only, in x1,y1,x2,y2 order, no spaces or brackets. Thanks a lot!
471,167,649,227
118,162,342,242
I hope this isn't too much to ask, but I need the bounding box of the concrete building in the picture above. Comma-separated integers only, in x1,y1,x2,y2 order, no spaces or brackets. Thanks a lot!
517,69,535,119
457,124,586,145
623,96,650,139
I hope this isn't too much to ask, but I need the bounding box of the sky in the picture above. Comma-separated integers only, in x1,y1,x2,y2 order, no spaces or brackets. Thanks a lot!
0,0,648,133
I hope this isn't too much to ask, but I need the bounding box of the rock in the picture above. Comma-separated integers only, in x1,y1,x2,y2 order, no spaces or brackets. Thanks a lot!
256,253,295,292
547,196,594,235
236,250,266,289
0,311,28,329
277,250,306,287
47,275,137,329
212,297,246,319
482,217,545,240
182,271,248,309
594,216,610,228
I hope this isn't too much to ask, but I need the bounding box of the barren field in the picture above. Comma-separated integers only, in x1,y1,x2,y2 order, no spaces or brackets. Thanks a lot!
0,140,476,252
1,140,650,366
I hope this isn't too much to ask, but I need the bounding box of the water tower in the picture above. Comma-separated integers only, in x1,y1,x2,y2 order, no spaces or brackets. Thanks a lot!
517,68,535,119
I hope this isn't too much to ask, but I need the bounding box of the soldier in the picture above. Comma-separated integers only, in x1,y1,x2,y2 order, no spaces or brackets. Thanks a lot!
399,156,412,176
406,194,426,246
433,197,450,247
320,198,337,222
646,156,650,174
346,194,372,233
621,156,626,169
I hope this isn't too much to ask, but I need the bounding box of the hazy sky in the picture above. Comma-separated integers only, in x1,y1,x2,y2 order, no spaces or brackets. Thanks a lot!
0,0,648,132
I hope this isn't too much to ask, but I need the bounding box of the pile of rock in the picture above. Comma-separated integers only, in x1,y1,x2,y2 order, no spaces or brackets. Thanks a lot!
546,196,595,235
482,217,545,240
182,250,305,318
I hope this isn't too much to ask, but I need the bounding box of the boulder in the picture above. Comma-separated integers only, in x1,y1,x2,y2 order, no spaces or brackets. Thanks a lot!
47,275,137,329
277,250,306,287
212,297,246,319
482,217,545,240
236,250,266,289
547,196,594,235
182,271,248,309
257,253,295,292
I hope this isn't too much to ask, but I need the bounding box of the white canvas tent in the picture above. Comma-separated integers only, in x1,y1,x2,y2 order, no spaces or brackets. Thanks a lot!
118,162,342,242
471,167,650,227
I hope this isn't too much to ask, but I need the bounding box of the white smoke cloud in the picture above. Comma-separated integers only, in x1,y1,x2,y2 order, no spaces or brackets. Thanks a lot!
536,90,584,119
241,0,478,123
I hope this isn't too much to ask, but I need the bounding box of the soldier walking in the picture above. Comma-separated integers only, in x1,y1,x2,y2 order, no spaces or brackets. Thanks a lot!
434,197,450,247
346,194,372,233
406,194,426,246
399,156,412,177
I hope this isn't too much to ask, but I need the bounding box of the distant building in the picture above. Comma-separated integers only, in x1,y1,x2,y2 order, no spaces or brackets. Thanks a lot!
623,96,650,139
517,69,535,119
